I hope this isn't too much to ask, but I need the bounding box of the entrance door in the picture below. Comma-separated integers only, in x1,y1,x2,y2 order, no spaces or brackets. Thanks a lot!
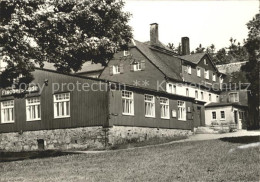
197,106,202,126
234,110,238,127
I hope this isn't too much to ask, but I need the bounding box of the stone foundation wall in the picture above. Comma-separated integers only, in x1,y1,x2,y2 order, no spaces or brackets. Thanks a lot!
0,126,193,151
0,127,107,152
107,126,192,146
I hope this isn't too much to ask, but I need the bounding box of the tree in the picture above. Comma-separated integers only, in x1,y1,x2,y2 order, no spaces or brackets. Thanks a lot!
241,13,260,129
194,44,205,53
167,42,181,54
0,0,132,88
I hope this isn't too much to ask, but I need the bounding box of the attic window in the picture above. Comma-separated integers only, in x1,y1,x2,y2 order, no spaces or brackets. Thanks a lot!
187,65,191,74
131,60,145,71
197,67,201,77
204,59,208,65
213,73,216,81
134,62,141,71
124,50,130,56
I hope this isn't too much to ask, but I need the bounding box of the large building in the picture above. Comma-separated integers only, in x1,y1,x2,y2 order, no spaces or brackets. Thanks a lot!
0,23,249,151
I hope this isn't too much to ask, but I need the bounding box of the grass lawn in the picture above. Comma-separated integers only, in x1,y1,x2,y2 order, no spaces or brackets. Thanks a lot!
0,136,259,182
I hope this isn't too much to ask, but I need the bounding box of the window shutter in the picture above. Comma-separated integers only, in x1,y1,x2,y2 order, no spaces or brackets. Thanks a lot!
119,64,124,74
141,60,145,70
109,66,113,76
130,64,134,72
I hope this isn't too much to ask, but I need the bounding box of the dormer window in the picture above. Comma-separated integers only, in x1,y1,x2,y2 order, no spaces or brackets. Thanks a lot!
187,65,191,74
131,60,145,72
113,65,120,74
110,64,124,75
204,70,209,79
123,50,130,56
133,62,141,71
197,67,201,77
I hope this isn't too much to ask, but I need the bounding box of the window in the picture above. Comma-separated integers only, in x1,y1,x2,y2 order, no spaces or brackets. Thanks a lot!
1,100,14,123
54,93,70,118
212,73,216,81
113,65,120,74
123,50,130,56
177,101,186,121
204,59,208,65
133,62,141,71
204,70,209,79
220,111,225,120
197,67,201,77
122,90,134,115
186,88,189,96
209,94,211,102
144,95,155,117
26,97,41,121
167,83,176,94
131,61,145,72
212,111,216,120
160,98,169,119
239,111,244,120
195,90,198,99
216,95,219,102
187,65,191,74
229,93,239,102
201,92,204,100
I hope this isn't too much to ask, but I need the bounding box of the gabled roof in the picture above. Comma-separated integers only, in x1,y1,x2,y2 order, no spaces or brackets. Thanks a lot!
180,53,205,64
133,40,182,81
180,52,220,73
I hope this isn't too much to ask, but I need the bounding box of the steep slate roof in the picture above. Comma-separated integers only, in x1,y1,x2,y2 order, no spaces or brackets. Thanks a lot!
205,102,248,108
37,61,104,74
134,40,182,81
180,53,205,64
77,62,104,73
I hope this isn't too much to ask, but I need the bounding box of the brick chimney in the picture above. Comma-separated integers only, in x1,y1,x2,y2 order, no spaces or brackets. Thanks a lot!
150,23,159,46
181,37,190,55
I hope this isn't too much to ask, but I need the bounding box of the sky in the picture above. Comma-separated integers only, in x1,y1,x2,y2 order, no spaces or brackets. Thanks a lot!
123,0,259,51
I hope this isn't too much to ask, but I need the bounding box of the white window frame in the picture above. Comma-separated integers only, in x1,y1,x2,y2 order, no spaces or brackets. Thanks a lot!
212,111,216,120
160,97,170,119
186,88,189,97
212,73,216,81
197,67,201,77
113,65,120,74
1,100,14,123
133,62,141,71
177,101,186,121
122,90,134,115
144,94,155,118
187,65,191,74
123,50,130,56
195,90,198,99
204,59,208,65
26,97,41,121
204,70,209,79
167,83,176,94
53,93,70,118
201,92,204,100
220,111,225,120
229,92,239,102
